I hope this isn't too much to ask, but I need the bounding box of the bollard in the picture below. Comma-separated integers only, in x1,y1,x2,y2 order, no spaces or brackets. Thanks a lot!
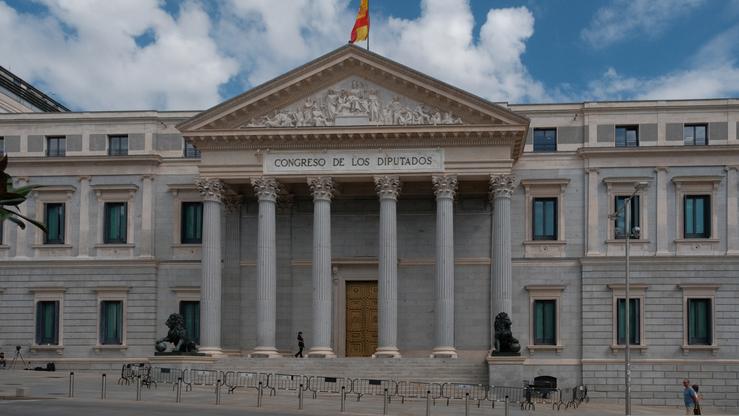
215,379,221,405
136,375,142,401
465,392,469,416
425,390,431,416
101,373,107,400
68,372,75,398
298,383,304,410
176,377,182,403
257,381,263,408
383,388,388,415
340,385,346,413
504,395,509,416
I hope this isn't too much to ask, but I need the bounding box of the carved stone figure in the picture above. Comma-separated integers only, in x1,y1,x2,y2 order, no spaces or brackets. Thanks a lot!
156,313,198,353
492,312,521,355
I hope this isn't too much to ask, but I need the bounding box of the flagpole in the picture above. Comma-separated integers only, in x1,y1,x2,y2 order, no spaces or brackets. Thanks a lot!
366,0,370,51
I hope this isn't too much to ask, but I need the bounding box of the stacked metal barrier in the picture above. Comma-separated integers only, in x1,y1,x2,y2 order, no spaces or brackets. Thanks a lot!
182,368,221,392
441,382,488,407
351,378,397,402
223,371,271,394
395,381,443,404
307,375,352,399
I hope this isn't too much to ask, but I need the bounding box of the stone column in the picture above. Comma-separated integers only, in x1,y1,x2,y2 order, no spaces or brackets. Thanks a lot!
14,177,29,258
655,167,670,255
195,177,225,356
140,175,154,257
78,176,91,257
251,177,281,357
431,175,458,358
490,175,517,322
307,177,336,358
586,168,601,256
374,176,401,358
222,193,242,352
727,166,739,255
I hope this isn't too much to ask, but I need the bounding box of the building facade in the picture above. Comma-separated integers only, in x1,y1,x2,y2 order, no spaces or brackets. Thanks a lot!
1,46,737,407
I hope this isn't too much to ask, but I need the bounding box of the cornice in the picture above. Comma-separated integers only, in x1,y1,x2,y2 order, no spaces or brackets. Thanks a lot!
577,145,739,159
0,258,159,268
7,155,162,167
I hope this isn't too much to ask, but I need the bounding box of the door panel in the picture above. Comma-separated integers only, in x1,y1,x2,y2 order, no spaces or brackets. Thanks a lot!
345,281,378,357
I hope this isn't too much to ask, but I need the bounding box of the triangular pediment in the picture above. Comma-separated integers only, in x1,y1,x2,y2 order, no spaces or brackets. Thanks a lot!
178,45,529,132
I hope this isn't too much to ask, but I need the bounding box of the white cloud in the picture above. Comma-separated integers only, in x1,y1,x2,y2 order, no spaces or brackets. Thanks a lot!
582,0,705,48
0,0,238,110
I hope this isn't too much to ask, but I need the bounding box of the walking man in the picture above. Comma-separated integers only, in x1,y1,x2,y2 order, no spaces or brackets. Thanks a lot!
682,379,699,415
295,331,305,358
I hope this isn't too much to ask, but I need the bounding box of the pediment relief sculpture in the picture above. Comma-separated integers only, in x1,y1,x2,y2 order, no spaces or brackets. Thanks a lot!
241,77,464,129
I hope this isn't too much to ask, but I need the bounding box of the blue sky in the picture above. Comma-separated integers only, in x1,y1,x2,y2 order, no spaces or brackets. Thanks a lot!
1,0,737,111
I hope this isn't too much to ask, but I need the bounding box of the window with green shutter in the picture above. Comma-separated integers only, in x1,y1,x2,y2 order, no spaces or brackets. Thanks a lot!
44,203,65,244
533,299,556,345
688,298,712,345
35,301,59,345
614,196,639,239
100,300,123,345
179,301,200,344
104,202,127,243
684,195,710,239
533,198,557,240
181,202,203,244
616,298,641,345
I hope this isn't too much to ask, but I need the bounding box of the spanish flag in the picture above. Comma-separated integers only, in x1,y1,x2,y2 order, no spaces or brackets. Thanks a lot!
349,0,369,44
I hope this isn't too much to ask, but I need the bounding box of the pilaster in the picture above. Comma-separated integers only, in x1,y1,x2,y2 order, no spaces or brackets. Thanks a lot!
77,176,91,257
655,167,671,255
586,168,601,256
727,166,739,255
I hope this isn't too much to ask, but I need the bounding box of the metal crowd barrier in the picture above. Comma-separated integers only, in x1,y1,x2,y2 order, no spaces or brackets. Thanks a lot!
306,375,352,399
395,381,443,404
182,368,221,392
150,367,186,390
351,378,397,402
117,363,149,386
269,373,307,396
223,371,271,394
487,385,532,409
441,382,488,407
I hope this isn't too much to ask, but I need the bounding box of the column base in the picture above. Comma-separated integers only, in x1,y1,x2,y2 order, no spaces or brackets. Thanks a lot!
430,346,458,358
197,347,226,358
250,346,282,358
372,346,402,358
307,347,337,358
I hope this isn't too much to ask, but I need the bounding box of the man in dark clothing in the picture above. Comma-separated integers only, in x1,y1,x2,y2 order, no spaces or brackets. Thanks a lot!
295,331,305,358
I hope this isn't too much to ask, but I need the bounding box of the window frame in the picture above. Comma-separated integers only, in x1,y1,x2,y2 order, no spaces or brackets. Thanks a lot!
533,128,557,153
532,197,558,241
103,202,128,244
687,298,712,345
525,285,565,352
672,176,720,243
613,195,640,240
616,298,641,346
180,201,203,244
532,299,557,345
615,125,639,148
683,123,708,146
93,184,137,249
30,288,65,351
172,286,200,345
44,203,65,244
521,179,569,255
31,186,75,251
184,141,201,159
683,195,711,239
679,284,719,352
608,284,647,351
46,136,66,157
108,135,129,156
95,287,128,350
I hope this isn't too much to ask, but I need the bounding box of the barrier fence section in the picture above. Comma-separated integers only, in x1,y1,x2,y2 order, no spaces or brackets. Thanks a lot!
441,382,488,407
394,381,443,404
269,373,307,396
350,378,397,402
488,385,530,409
182,369,222,392
307,375,352,399
151,367,186,390
223,371,271,394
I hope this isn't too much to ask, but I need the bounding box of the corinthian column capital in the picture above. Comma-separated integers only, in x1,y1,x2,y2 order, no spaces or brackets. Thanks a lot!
222,193,243,214
308,176,335,201
432,175,458,199
195,177,226,202
489,174,518,199
374,175,401,200
251,177,280,202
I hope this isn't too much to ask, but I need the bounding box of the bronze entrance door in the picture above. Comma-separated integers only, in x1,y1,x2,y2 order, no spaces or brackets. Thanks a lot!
345,281,378,357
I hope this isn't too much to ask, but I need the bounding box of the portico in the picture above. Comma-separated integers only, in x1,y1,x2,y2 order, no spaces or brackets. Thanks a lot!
178,45,528,358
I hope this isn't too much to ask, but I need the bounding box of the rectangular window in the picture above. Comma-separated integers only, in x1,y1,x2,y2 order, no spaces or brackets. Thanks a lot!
108,135,128,156
184,142,201,158
46,136,66,157
100,300,123,345
684,124,707,146
35,300,60,345
0,136,5,155
104,202,127,244
688,298,712,345
179,301,200,344
615,126,639,148
614,195,640,239
533,299,556,345
533,128,557,152
684,195,711,238
181,202,203,244
616,298,641,345
44,203,65,244
533,198,557,240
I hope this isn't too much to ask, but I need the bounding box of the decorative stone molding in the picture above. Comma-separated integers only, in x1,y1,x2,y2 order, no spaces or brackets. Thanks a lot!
195,177,225,202
374,175,401,200
489,175,518,199
222,193,243,214
308,176,335,201
432,175,457,199
250,177,280,202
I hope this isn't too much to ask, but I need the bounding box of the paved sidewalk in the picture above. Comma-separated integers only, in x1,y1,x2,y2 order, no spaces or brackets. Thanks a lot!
0,370,735,415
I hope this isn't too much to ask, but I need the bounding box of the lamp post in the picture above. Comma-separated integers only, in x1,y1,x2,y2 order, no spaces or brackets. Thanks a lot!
609,181,647,416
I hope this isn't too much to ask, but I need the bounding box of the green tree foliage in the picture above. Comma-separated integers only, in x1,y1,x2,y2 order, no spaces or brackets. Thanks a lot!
0,154,46,231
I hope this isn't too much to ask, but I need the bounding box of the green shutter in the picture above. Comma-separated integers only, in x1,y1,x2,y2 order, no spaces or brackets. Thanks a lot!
689,299,711,345
101,301,123,345
36,301,59,345
617,298,640,345
180,301,200,344
181,203,203,244
534,300,556,345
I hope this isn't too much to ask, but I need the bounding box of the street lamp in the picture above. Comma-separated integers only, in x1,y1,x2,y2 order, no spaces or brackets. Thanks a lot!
609,181,648,416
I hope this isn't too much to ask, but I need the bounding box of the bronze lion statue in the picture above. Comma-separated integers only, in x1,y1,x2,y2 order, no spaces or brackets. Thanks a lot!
156,313,198,353
492,312,521,355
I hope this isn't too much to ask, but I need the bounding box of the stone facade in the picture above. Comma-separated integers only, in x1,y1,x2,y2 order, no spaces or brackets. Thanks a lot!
0,46,738,409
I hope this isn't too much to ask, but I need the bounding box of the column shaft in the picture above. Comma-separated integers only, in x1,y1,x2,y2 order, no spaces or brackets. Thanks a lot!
140,175,154,257
375,176,401,358
656,167,670,255
78,176,91,257
432,175,457,358
727,167,739,255
586,168,601,255
490,175,516,320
